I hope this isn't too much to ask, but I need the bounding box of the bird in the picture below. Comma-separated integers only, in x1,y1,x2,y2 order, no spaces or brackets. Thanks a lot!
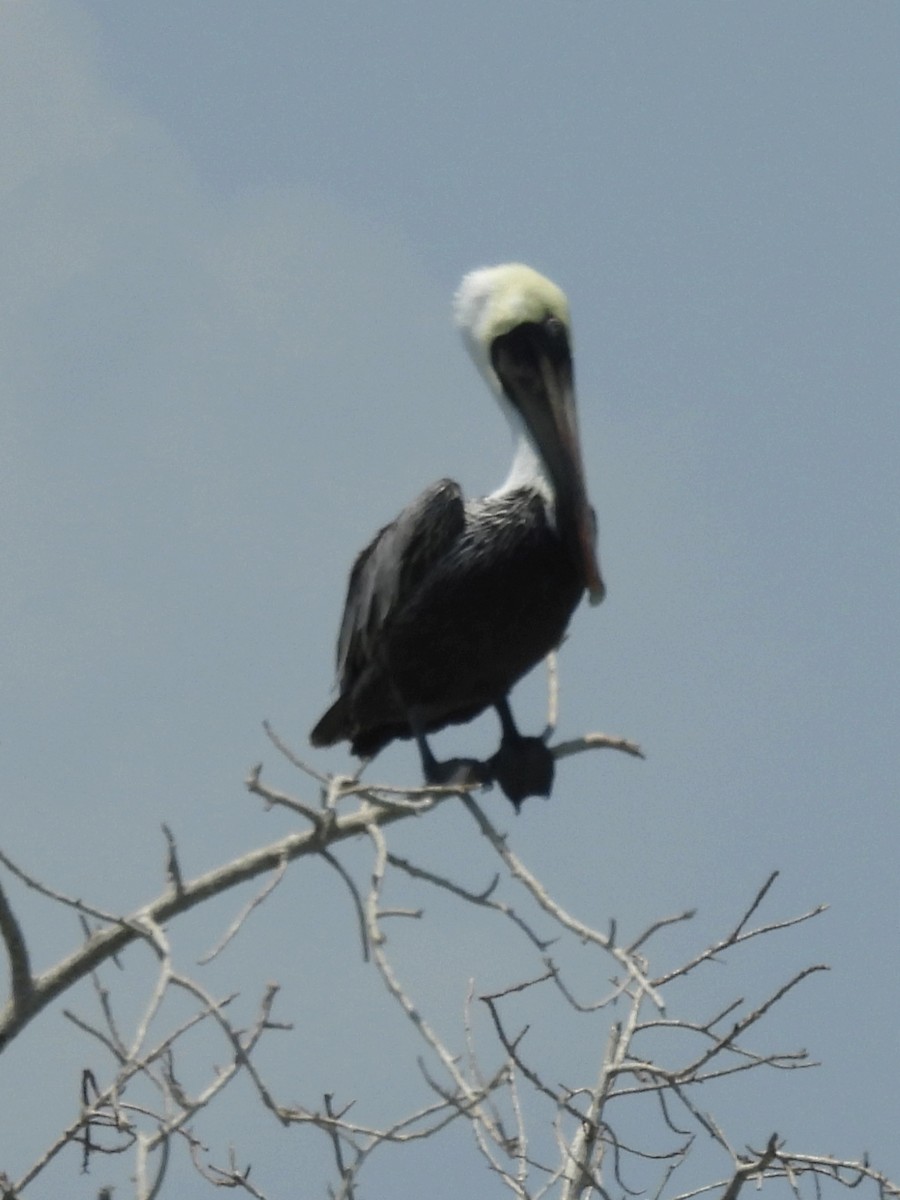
310,263,604,808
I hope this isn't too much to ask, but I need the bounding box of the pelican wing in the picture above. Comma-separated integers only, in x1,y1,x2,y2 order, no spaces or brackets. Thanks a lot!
334,478,465,690
310,478,465,750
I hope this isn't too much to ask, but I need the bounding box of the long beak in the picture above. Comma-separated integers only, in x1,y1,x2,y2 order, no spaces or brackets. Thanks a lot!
531,356,606,604
495,336,605,605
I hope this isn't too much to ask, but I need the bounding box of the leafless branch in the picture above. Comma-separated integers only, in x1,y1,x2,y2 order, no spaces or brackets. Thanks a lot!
0,879,33,1013
2,751,895,1200
0,766,461,1052
651,871,828,988
552,732,645,762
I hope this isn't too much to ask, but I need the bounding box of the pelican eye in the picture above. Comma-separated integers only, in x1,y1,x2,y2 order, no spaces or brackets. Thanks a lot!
542,316,570,356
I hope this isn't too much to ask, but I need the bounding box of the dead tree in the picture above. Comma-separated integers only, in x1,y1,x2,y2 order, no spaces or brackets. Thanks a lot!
0,722,896,1200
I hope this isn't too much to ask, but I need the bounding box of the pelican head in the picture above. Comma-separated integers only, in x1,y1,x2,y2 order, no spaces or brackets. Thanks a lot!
454,264,605,605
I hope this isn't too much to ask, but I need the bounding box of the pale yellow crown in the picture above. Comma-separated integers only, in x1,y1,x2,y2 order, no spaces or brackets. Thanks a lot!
454,263,571,354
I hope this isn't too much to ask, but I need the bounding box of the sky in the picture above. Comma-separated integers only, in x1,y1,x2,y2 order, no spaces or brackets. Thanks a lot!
1,1,899,1196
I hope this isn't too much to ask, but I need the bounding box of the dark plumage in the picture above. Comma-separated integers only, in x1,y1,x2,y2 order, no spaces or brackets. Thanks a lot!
311,481,584,758
310,263,603,807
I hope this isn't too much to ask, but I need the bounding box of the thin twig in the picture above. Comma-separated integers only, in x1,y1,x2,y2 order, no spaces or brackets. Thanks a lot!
0,879,33,1010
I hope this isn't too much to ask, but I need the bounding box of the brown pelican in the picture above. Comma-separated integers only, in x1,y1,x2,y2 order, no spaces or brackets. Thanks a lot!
310,263,604,808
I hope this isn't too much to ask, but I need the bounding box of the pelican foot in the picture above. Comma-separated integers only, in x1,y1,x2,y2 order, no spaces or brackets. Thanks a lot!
423,756,492,789
488,736,555,811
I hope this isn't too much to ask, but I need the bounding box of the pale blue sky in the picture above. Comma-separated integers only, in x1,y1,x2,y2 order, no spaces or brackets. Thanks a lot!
1,2,898,1196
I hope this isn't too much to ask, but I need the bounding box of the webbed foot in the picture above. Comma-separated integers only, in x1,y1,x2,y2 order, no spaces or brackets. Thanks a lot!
488,736,555,811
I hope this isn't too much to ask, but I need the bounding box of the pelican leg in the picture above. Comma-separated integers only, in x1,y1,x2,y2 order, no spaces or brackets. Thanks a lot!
488,697,555,810
412,723,491,790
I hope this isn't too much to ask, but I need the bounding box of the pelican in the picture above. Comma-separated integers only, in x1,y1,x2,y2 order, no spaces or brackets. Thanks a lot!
310,264,604,808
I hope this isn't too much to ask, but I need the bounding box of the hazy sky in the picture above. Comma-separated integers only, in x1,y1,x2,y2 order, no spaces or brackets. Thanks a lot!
1,2,898,1196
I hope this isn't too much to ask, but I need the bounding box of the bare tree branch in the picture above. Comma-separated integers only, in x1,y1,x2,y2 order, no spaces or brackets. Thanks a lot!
0,879,33,1014
0,769,461,1052
2,749,895,1200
